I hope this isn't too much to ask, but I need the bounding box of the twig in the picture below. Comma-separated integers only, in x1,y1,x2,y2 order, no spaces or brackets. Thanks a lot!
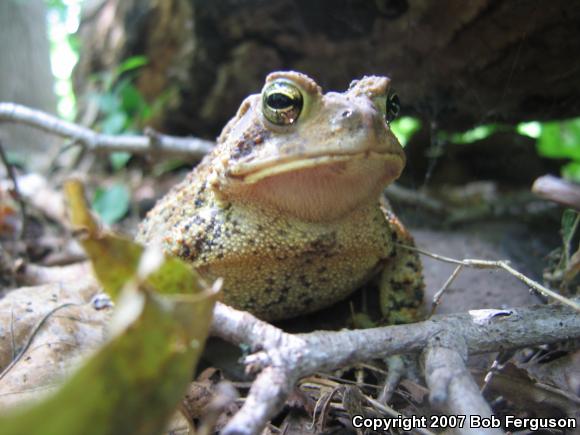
212,301,580,434
398,243,580,312
430,264,463,315
423,332,501,435
0,303,79,383
378,354,405,403
0,103,214,158
0,139,27,239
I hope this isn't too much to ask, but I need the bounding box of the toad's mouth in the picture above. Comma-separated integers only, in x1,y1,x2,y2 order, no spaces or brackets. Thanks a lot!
228,150,404,184
224,150,404,221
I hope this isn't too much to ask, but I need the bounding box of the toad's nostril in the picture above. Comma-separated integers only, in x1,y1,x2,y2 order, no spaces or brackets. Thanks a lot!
341,109,352,118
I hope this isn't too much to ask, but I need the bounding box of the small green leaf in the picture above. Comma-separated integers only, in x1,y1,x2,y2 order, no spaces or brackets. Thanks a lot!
101,111,128,135
109,152,132,171
537,118,580,160
390,116,421,146
117,56,149,75
450,124,498,144
562,161,580,183
517,121,541,138
119,84,147,115
92,184,131,225
96,93,120,114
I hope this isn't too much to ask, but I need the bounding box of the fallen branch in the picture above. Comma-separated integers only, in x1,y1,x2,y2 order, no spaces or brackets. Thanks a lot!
423,332,500,435
0,103,214,158
533,174,580,210
211,301,580,435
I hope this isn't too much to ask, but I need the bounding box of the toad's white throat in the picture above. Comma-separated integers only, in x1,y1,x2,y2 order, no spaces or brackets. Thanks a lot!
224,153,403,221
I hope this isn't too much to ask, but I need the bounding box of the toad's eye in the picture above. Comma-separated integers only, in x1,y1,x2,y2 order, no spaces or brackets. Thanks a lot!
262,80,303,126
385,91,400,124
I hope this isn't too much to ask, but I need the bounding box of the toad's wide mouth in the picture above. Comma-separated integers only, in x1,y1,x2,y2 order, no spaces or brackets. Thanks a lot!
228,150,404,184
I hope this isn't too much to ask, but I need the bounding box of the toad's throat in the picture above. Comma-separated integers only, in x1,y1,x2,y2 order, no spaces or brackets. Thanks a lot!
228,151,404,184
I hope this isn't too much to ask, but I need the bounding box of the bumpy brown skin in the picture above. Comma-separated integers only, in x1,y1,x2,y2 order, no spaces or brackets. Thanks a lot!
137,71,423,322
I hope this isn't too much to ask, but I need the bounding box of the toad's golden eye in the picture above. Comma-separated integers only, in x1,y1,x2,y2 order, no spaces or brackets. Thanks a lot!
262,80,303,125
386,91,400,124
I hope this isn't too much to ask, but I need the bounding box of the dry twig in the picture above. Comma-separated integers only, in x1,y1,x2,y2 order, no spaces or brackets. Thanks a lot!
211,301,580,434
400,244,580,313
0,103,214,158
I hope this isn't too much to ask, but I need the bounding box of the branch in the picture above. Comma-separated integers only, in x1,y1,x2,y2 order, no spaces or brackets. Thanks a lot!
423,332,500,435
211,302,580,434
0,103,214,158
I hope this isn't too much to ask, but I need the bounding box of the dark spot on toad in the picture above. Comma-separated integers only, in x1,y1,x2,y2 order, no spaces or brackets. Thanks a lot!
299,274,311,287
405,261,418,270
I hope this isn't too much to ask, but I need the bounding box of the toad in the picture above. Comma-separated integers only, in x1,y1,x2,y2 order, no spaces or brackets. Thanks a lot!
137,71,423,323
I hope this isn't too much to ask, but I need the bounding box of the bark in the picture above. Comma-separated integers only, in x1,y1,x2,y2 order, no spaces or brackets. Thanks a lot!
0,0,58,170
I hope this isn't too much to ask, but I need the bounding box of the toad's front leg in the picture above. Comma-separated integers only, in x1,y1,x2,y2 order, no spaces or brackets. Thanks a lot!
379,209,424,324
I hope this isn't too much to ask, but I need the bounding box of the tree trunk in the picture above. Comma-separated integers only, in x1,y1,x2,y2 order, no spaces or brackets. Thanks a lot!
0,0,57,170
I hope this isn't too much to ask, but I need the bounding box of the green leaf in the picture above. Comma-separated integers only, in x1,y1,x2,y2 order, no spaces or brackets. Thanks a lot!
517,121,541,138
562,161,580,183
390,116,421,146
0,252,217,435
101,111,128,135
537,118,580,160
92,184,131,225
0,179,219,435
117,56,149,75
450,124,498,144
96,93,120,114
119,83,147,116
109,152,132,171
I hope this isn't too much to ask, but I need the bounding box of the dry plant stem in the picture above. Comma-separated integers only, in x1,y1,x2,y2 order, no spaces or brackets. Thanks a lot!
0,103,214,158
423,333,501,435
212,302,580,435
430,264,463,315
0,303,78,382
0,139,27,239
402,244,580,312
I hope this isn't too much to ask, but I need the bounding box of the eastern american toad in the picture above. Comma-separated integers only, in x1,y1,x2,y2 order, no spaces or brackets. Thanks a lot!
137,71,423,322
